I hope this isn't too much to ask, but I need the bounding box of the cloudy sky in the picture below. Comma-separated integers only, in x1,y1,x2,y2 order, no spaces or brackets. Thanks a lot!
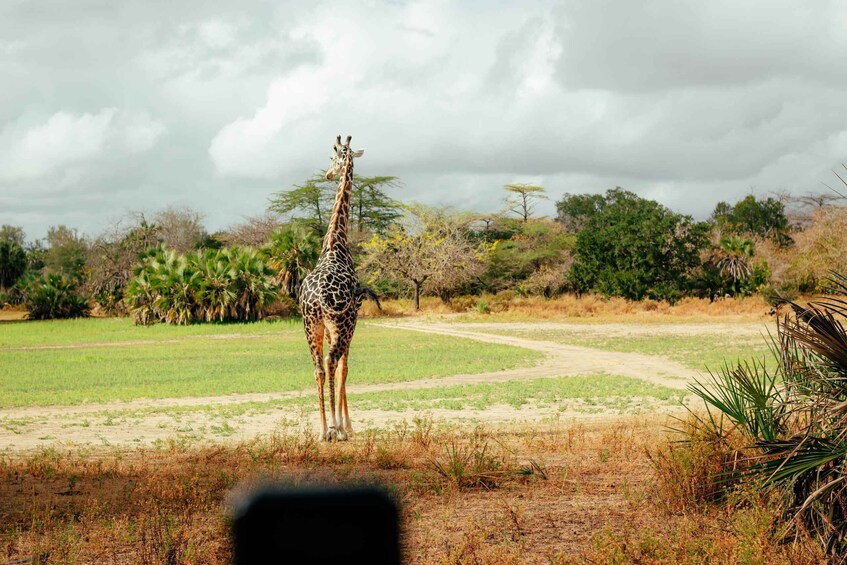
2,0,847,240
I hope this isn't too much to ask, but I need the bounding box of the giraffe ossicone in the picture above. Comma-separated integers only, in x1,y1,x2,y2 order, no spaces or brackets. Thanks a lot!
298,134,370,441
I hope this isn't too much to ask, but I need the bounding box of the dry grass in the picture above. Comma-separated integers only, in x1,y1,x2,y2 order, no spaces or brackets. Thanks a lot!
0,417,824,564
361,293,773,322
0,307,26,322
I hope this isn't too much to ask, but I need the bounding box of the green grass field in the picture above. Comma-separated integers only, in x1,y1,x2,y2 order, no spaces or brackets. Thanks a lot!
0,319,542,407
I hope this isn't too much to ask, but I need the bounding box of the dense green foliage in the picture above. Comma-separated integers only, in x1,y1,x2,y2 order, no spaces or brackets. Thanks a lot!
4,172,846,317
44,225,87,281
125,247,278,325
260,224,321,299
20,273,90,320
569,188,708,301
478,218,574,295
712,195,791,245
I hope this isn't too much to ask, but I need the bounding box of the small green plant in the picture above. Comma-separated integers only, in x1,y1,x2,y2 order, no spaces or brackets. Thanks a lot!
474,299,490,314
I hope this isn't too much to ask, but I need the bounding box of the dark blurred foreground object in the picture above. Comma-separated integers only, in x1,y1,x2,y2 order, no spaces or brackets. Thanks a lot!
232,486,401,564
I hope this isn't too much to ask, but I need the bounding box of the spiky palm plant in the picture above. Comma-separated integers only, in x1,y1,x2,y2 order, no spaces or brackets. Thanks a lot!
714,235,755,292
22,274,90,320
261,225,320,299
226,247,278,321
690,272,847,555
194,249,236,322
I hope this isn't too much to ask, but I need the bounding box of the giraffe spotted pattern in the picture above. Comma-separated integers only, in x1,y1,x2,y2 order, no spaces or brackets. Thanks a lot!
298,135,366,441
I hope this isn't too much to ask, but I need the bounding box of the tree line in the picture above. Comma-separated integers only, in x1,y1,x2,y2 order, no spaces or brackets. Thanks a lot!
1,172,846,321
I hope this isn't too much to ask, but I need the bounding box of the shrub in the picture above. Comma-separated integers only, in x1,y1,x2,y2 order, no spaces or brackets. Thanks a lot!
687,272,847,557
22,274,90,320
125,247,279,325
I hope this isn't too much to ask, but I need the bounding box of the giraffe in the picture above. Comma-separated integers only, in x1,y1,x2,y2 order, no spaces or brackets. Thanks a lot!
298,135,366,441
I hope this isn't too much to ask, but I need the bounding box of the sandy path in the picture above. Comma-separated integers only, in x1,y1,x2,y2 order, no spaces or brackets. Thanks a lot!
0,320,713,450
442,320,770,338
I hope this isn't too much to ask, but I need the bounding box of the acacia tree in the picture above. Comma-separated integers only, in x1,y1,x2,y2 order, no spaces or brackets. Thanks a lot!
503,184,547,222
360,205,490,309
269,174,401,235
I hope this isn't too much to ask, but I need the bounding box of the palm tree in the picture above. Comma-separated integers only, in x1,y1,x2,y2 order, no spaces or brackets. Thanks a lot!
193,249,236,322
714,236,754,294
226,247,278,321
261,225,320,299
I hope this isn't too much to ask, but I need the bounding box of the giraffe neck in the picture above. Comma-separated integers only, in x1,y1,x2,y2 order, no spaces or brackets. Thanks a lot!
324,155,354,251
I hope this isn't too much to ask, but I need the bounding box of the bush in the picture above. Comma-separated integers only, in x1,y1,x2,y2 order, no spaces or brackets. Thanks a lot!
570,188,708,301
125,247,279,325
22,274,90,320
688,272,847,557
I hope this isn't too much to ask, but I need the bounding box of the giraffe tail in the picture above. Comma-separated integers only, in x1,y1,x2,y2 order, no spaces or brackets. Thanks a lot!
356,284,382,312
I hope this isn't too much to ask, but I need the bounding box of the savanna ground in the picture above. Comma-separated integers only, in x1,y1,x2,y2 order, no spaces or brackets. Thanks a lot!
0,296,827,563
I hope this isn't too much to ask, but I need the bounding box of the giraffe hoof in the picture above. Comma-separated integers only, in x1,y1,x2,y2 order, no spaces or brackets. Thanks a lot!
324,428,338,442
337,429,348,441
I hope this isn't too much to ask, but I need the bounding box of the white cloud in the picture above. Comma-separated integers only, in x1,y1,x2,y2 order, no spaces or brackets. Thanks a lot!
122,113,166,154
0,109,165,182
3,0,847,239
0,109,116,181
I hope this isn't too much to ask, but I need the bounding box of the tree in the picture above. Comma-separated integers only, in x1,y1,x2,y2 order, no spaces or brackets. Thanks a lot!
269,174,402,235
85,217,160,313
152,206,208,253
555,193,606,232
571,188,708,301
361,205,490,309
45,225,87,281
268,175,334,230
0,240,27,292
20,274,89,320
222,213,283,247
503,184,547,222
0,225,25,246
712,195,791,246
478,218,575,293
350,176,402,234
712,236,756,296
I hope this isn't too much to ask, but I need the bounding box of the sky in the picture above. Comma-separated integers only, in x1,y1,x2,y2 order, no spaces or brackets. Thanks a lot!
2,0,847,241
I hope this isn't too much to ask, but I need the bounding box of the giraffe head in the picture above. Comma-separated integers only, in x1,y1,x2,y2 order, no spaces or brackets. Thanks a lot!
326,135,364,181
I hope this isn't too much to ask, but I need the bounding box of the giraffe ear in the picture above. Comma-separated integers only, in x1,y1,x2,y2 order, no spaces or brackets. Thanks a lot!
351,149,365,158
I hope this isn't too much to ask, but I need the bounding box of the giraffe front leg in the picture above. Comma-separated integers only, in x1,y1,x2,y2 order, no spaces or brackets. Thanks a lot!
305,315,328,440
315,368,328,441
325,352,340,442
